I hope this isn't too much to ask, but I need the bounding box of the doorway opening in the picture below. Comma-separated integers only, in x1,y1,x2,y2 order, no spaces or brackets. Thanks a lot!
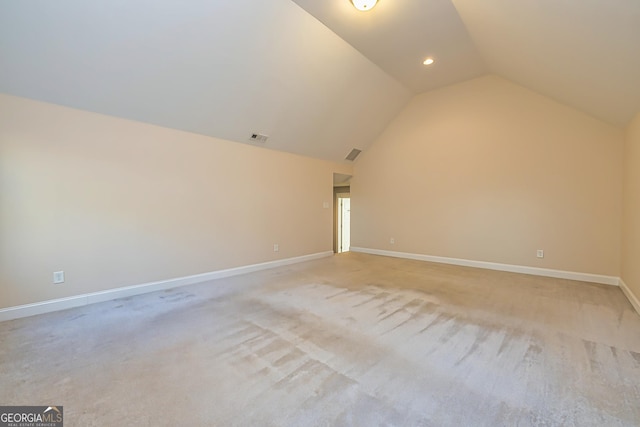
333,173,352,253
337,195,350,253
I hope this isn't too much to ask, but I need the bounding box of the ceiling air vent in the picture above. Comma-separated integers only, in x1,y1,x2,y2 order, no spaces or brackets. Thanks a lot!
249,133,269,143
345,148,362,161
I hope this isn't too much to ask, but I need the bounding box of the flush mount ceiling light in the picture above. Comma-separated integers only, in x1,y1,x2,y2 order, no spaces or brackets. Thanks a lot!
350,0,378,11
423,58,435,65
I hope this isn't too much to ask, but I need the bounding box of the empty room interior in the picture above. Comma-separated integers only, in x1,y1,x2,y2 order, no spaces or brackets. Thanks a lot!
1,0,640,425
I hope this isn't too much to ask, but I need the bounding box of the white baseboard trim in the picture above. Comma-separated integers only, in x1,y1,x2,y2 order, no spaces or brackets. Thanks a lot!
619,278,640,315
350,247,619,286
0,251,333,323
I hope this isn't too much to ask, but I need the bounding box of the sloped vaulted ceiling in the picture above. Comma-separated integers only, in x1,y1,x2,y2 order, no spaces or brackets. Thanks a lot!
294,0,640,127
291,0,488,94
452,0,640,126
1,0,639,164
0,0,410,163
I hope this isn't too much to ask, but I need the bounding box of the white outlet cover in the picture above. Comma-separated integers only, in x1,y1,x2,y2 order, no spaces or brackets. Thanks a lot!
537,250,544,258
273,244,279,252
390,238,395,244
323,201,330,209
53,271,65,284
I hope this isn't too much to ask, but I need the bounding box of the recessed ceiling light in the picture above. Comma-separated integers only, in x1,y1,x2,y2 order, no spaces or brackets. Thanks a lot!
350,0,378,11
423,58,435,65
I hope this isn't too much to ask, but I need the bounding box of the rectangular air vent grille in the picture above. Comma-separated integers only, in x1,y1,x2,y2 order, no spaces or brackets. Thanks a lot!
345,148,362,161
249,133,269,143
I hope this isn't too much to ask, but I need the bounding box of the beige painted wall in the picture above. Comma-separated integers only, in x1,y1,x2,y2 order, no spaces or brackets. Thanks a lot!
0,94,351,309
622,113,640,300
352,75,624,276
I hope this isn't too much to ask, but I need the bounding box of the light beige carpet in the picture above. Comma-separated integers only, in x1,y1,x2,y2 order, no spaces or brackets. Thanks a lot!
1,253,639,426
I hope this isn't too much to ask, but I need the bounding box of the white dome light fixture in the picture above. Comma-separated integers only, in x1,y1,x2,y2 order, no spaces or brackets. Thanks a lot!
350,0,378,11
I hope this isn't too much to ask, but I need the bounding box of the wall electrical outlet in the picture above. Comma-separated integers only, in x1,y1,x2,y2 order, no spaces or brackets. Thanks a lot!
390,238,395,244
323,201,330,209
273,244,279,252
53,271,65,284
537,250,544,258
